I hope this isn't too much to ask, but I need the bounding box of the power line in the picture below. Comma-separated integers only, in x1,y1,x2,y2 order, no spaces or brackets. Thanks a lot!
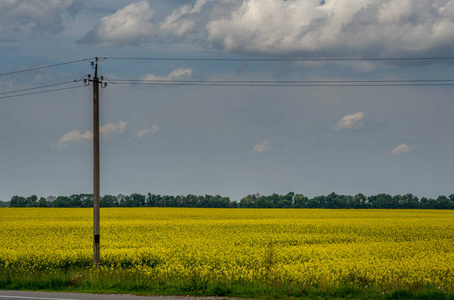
0,85,86,100
104,56,454,62
110,78,454,87
0,81,78,96
2,55,453,101
112,79,454,83
113,82,454,87
0,58,92,77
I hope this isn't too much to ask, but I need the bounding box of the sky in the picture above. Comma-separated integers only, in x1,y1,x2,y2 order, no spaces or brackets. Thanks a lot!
1,0,454,202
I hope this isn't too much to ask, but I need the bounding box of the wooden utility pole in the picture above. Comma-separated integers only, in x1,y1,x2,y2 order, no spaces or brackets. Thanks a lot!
92,58,100,267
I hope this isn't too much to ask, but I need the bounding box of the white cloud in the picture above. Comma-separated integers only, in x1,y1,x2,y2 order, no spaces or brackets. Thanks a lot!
58,121,127,148
159,4,195,38
253,141,271,154
138,125,161,138
157,0,212,38
79,0,211,46
332,112,365,130
76,0,454,56
0,0,83,34
206,0,454,56
390,143,413,156
141,68,193,81
100,121,127,137
58,130,92,148
78,1,154,46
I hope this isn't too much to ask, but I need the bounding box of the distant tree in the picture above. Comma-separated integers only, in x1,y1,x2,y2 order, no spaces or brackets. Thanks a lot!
240,194,257,208
402,193,419,209
116,194,126,205
293,194,308,208
449,194,454,203
163,195,177,207
146,193,155,207
188,194,199,207
326,193,348,209
154,195,165,207
120,195,135,207
312,195,327,208
220,196,232,208
277,192,294,208
80,194,93,208
436,195,453,209
10,195,26,207
37,197,47,207
230,200,239,208
53,196,69,207
130,193,146,207
68,194,82,207
306,197,320,208
353,193,367,208
368,194,392,209
6,192,454,209
427,197,438,209
255,196,267,208
177,195,186,207
101,195,118,207
268,193,280,207
25,195,38,207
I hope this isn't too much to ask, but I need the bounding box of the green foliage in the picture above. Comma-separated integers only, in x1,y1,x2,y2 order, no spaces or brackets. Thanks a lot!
1,267,453,299
239,192,454,209
6,191,454,209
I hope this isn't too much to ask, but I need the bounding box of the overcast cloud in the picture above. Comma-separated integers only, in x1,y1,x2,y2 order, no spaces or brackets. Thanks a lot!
0,0,83,35
78,1,154,46
77,0,454,57
1,0,454,201
206,0,454,56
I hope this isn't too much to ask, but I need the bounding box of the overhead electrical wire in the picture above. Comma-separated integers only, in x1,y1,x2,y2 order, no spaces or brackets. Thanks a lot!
0,85,86,100
104,56,454,62
1,56,454,101
0,58,92,77
1,55,452,79
2,77,452,101
109,78,454,87
0,81,79,96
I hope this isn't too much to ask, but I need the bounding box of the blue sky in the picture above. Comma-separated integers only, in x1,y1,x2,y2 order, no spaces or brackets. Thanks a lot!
1,0,454,201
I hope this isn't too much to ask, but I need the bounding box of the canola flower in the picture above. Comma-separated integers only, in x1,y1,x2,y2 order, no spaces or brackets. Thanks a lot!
0,208,453,289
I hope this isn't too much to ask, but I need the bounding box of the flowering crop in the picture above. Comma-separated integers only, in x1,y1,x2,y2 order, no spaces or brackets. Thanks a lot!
1,208,453,290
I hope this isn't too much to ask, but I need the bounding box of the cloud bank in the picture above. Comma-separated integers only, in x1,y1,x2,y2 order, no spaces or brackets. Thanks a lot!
79,0,454,57
79,0,209,46
78,1,154,46
0,0,83,34
206,0,454,56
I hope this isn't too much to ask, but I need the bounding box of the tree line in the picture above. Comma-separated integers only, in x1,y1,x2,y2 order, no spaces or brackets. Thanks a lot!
6,193,236,208
240,192,454,209
2,192,454,209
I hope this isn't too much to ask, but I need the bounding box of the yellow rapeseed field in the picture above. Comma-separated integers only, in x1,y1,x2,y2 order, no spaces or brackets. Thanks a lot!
1,208,453,289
